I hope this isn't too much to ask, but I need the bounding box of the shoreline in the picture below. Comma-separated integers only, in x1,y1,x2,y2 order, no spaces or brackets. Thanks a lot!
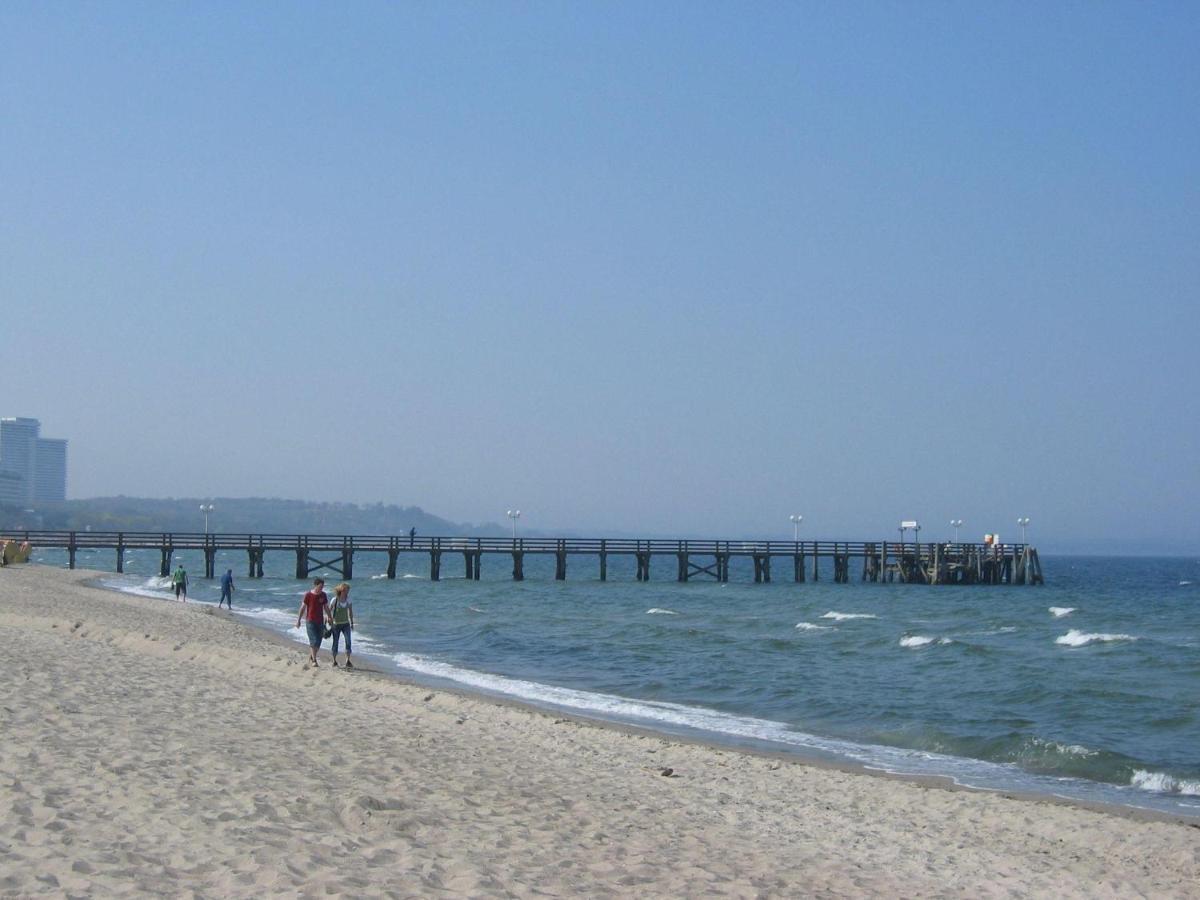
4,563,1199,896
86,570,1196,829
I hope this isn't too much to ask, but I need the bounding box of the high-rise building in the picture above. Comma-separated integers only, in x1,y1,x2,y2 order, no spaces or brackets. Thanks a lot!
0,417,39,504
35,438,67,502
0,417,68,504
0,470,23,505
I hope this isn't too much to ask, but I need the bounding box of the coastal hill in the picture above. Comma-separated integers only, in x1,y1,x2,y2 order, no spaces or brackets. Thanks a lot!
0,496,507,537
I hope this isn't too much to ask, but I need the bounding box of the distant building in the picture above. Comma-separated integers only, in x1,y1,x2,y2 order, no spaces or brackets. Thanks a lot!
0,470,23,505
0,417,68,504
35,438,67,502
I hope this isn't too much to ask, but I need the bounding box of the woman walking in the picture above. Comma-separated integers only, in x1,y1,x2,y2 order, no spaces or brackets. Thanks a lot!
329,582,355,668
296,578,332,667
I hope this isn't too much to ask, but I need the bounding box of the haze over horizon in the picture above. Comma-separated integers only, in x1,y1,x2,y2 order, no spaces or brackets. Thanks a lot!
3,4,1197,554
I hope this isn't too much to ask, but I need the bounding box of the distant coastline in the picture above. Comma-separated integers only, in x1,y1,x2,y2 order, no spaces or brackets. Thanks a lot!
0,495,505,537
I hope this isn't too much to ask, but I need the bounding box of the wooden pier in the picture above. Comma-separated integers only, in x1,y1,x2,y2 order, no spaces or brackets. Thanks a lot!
0,530,1044,585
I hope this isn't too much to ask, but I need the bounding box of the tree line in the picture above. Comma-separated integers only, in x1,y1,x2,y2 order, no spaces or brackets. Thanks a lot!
0,496,507,537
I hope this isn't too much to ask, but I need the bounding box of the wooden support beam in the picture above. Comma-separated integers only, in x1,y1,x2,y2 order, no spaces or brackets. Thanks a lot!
636,552,650,582
248,548,264,579
511,551,524,581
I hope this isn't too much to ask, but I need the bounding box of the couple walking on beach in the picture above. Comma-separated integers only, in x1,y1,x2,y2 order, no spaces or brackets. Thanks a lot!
296,577,354,668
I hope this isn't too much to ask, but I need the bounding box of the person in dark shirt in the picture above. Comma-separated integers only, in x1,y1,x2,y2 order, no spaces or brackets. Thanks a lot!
219,569,235,609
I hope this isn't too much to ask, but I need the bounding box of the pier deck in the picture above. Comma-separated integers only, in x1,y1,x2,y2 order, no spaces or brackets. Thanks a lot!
1,531,1043,585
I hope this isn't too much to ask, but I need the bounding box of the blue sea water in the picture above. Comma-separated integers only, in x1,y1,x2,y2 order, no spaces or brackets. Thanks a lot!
35,548,1200,819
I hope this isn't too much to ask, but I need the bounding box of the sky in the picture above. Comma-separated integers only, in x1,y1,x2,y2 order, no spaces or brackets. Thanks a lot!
2,2,1197,552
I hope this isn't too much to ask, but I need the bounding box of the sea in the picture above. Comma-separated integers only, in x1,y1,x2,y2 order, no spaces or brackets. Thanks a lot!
32,547,1200,820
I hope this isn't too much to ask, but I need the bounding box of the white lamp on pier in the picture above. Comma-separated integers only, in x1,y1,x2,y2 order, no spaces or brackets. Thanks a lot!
506,509,521,539
200,503,214,535
1017,517,1030,544
789,514,803,542
950,519,963,543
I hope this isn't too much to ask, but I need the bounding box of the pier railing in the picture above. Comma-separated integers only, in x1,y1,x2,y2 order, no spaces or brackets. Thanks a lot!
0,529,1042,586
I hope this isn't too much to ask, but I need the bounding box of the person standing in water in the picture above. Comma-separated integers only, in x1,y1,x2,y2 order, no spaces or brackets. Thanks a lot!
296,578,332,667
219,568,235,609
172,564,188,601
329,582,355,668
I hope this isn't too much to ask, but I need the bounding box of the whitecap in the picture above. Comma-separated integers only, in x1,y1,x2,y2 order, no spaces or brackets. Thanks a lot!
1131,770,1200,796
646,608,678,615
820,611,877,621
1180,581,1193,586
1055,629,1136,648
1049,607,1075,618
370,573,389,580
467,606,485,614
794,622,832,631
1028,737,1097,758
899,635,952,648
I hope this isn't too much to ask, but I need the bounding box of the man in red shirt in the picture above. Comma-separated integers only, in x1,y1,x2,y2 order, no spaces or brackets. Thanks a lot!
296,577,332,667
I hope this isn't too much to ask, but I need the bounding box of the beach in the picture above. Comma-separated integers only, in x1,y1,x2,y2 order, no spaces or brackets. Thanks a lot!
2,565,1197,897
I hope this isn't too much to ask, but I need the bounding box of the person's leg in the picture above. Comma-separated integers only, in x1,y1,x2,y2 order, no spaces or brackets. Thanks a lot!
306,622,321,664
331,626,341,665
344,625,353,667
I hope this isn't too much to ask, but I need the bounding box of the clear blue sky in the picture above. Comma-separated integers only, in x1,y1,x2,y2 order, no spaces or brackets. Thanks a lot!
2,3,1197,551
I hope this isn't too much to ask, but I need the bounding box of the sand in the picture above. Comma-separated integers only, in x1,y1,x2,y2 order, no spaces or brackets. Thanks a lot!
1,565,1197,898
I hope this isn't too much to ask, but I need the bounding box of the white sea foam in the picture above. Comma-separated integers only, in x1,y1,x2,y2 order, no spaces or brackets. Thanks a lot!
820,611,877,621
795,622,832,631
1055,629,1136,648
101,576,175,600
382,649,1200,819
1180,581,1193,586
899,635,952,648
1028,737,1097,758
225,605,388,656
238,606,303,630
467,606,485,614
370,573,389,580
1131,770,1200,796
1049,607,1076,618
646,608,678,615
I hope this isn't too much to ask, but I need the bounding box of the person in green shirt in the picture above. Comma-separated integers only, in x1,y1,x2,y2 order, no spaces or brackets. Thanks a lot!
329,582,354,668
172,565,188,602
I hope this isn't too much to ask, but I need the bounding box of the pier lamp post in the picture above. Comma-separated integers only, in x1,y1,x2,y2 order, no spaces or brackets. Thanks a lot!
1017,517,1030,544
950,519,963,543
789,514,803,542
506,509,521,540
200,503,214,534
